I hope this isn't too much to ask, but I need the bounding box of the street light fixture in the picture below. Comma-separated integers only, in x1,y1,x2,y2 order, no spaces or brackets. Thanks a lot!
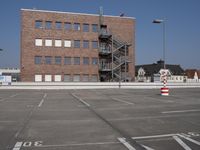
152,19,166,69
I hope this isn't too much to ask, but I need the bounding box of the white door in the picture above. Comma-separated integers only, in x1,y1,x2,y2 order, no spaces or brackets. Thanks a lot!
45,75,52,82
35,75,42,82
54,75,61,82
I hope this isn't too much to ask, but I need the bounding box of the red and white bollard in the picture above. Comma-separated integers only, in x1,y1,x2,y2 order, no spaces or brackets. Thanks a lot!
161,76,169,96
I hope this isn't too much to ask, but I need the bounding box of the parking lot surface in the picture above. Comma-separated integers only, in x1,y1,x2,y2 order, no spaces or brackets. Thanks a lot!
0,88,200,150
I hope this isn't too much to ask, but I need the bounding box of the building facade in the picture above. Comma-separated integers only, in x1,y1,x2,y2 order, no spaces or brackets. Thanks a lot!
20,9,135,82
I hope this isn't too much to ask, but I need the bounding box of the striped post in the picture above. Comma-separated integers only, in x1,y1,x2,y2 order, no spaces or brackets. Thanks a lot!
161,75,169,96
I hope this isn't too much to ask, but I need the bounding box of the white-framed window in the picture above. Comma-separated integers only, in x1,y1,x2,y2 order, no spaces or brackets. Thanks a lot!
35,75,42,82
64,40,71,47
35,39,43,46
54,75,62,82
45,39,52,47
55,40,62,47
73,74,80,82
64,74,71,82
45,75,52,82
82,74,89,82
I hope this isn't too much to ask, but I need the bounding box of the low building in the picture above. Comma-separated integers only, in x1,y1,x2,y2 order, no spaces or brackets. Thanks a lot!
135,60,185,82
0,68,20,82
185,69,200,82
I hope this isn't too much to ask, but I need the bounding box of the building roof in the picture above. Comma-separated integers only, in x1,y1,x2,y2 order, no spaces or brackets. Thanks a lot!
21,8,135,20
136,60,185,76
185,69,200,79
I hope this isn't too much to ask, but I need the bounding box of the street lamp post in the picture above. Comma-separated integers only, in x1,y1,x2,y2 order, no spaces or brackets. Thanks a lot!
152,19,166,69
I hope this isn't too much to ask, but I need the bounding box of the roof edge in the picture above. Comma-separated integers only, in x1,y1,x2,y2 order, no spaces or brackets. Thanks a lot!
21,8,136,20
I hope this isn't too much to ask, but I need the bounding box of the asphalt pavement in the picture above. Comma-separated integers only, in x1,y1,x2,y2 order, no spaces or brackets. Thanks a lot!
0,88,200,150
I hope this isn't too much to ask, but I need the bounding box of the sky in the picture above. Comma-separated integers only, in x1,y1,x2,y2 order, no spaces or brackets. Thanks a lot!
0,0,200,69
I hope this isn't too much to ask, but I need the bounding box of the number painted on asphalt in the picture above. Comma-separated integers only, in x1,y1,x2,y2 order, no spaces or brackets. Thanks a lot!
22,141,43,147
34,141,43,146
23,142,32,147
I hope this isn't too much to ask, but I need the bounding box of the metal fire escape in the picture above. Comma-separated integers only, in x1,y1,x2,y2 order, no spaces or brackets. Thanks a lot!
98,7,131,82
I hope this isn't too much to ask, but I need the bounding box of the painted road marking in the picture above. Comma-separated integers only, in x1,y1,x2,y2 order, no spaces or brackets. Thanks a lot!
118,138,136,150
71,93,90,107
132,133,177,140
178,134,200,145
12,142,23,150
162,109,200,114
141,144,155,150
112,97,135,105
38,93,47,107
0,94,19,102
173,135,192,150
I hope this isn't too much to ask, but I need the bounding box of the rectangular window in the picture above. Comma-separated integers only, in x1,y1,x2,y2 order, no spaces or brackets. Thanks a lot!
83,57,89,65
91,75,98,82
83,40,89,49
64,22,71,30
45,75,52,82
45,39,52,47
45,21,52,29
74,57,80,65
83,23,89,32
45,56,52,64
92,24,98,32
55,22,62,29
92,57,98,65
35,56,42,64
73,74,80,82
82,74,89,82
74,23,80,31
92,41,98,49
64,57,71,65
55,40,62,47
64,74,71,82
35,20,42,29
74,40,80,48
35,75,42,82
55,56,62,65
35,39,43,46
64,40,71,47
54,75,61,82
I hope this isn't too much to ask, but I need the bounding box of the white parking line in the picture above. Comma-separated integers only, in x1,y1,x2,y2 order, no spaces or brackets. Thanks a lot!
0,94,19,102
112,98,135,105
178,134,200,145
173,135,192,150
12,142,23,150
132,133,177,140
71,93,90,107
118,138,136,150
38,93,47,107
162,109,200,114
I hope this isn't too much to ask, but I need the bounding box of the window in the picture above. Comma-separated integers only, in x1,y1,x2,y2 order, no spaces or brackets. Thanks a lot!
83,23,89,32
35,75,42,82
35,39,43,46
92,41,98,49
64,22,71,30
35,56,42,64
82,74,89,82
45,75,52,82
91,75,98,82
92,24,98,32
35,20,42,29
45,39,52,47
74,23,80,31
74,40,80,48
55,40,62,47
83,57,89,65
64,74,71,82
45,21,52,29
83,40,89,48
74,57,80,65
54,75,61,82
55,22,62,29
64,40,71,47
73,74,80,82
64,57,71,65
55,56,62,65
45,56,52,64
92,57,98,65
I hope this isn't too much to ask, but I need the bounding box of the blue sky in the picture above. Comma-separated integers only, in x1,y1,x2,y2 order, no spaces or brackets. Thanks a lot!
0,0,200,69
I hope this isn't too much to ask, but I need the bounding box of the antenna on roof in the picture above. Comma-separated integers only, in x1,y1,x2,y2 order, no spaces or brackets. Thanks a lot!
120,13,125,17
99,6,104,26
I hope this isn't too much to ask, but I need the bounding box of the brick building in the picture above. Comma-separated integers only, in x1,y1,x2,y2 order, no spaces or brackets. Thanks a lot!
20,9,135,82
